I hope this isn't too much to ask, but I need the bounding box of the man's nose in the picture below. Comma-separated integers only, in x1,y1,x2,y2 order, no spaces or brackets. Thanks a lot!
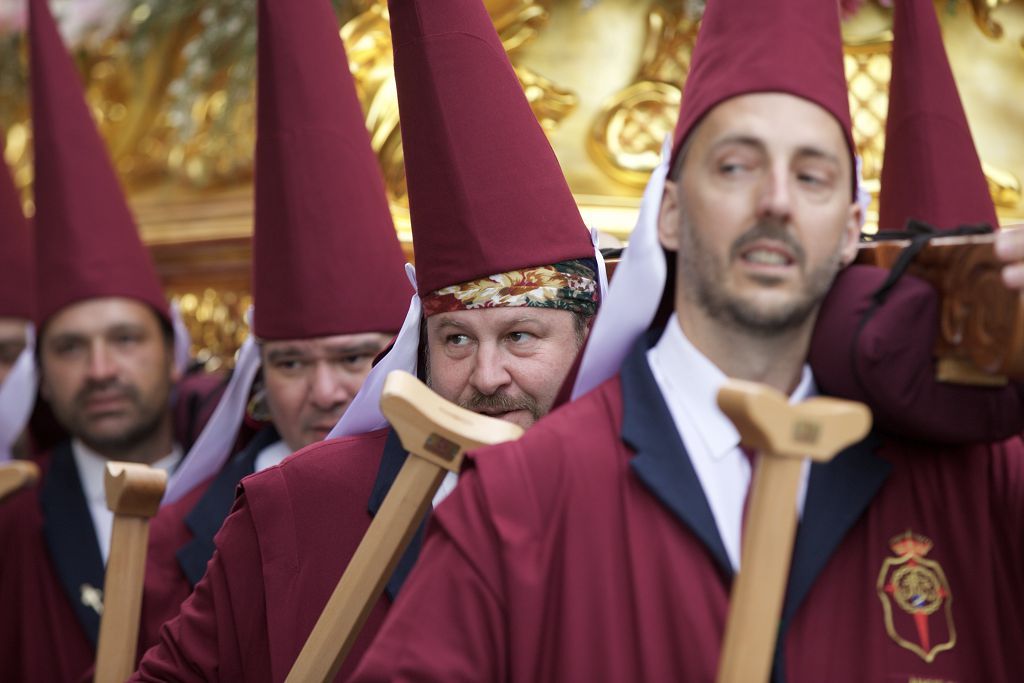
86,341,116,382
310,362,353,410
468,344,513,396
756,164,793,221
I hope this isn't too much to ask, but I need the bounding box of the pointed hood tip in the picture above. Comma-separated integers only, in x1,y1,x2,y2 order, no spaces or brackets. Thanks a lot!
252,0,410,341
29,0,169,328
389,0,594,299
878,0,997,231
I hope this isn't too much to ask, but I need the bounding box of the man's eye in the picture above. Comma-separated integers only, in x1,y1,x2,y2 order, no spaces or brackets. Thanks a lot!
340,353,373,368
0,344,26,364
273,359,305,371
447,334,470,346
53,340,85,356
507,331,535,344
717,159,756,177
114,333,142,346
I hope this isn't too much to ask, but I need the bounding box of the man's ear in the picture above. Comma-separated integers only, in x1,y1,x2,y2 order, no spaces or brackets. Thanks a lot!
839,200,862,267
658,179,682,252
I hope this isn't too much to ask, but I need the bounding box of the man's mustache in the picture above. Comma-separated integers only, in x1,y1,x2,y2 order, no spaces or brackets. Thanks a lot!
729,221,806,266
74,381,140,409
461,391,539,418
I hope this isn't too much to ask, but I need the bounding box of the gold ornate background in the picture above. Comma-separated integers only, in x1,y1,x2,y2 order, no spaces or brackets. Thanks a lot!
2,0,1023,365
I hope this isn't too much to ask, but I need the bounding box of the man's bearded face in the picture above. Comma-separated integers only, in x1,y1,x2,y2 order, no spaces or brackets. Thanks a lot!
661,92,861,337
424,306,584,430
39,298,177,456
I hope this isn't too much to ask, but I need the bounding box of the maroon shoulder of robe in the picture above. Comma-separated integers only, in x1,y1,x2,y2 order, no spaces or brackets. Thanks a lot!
0,449,98,682
131,428,394,682
134,424,281,664
354,337,1024,683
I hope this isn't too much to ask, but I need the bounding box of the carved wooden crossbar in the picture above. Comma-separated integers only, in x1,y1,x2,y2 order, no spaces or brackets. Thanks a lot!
855,233,1024,385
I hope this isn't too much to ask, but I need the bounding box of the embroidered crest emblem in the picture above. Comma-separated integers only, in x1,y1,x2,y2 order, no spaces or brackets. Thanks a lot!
876,531,956,663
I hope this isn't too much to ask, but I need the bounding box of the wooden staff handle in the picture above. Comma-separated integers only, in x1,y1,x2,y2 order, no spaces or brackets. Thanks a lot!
93,462,167,683
715,380,871,683
0,461,39,502
286,370,524,683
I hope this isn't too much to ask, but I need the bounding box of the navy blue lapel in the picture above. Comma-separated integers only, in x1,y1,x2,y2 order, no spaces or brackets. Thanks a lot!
622,333,734,579
365,429,424,601
783,433,888,622
40,441,106,647
177,425,279,586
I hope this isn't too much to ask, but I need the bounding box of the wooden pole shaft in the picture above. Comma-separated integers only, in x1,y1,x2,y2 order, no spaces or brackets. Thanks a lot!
714,379,871,683
94,516,151,683
286,457,447,683
715,456,803,683
93,462,166,683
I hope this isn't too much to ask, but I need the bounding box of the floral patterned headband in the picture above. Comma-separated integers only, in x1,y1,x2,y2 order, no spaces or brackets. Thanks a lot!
421,258,599,318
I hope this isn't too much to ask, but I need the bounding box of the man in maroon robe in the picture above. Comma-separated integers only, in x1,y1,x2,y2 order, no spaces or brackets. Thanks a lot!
0,0,224,679
352,0,1024,681
130,0,601,680
131,0,412,660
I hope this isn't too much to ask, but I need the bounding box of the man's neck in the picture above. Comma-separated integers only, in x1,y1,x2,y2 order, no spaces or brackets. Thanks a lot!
675,306,813,396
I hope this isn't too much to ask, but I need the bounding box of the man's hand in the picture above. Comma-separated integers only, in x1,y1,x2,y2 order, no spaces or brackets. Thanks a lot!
995,226,1024,289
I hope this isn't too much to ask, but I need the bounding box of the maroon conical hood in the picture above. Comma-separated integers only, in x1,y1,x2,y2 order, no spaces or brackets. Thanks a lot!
0,157,33,320
28,0,168,328
389,0,593,298
254,0,411,340
878,0,997,230
673,0,854,173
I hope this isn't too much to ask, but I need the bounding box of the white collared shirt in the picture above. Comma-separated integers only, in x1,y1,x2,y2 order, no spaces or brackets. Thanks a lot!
254,439,292,473
646,315,815,571
72,440,182,564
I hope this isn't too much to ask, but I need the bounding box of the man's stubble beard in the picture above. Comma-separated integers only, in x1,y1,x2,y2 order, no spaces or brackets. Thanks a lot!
677,210,845,337
58,380,172,459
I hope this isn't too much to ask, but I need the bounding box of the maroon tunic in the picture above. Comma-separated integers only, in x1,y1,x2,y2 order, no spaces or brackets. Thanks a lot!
353,340,1024,683
136,425,279,660
132,428,398,682
0,448,98,682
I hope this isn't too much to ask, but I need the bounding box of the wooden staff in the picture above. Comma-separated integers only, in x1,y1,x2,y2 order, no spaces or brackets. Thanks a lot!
286,370,524,683
715,379,871,683
93,462,167,683
0,460,39,502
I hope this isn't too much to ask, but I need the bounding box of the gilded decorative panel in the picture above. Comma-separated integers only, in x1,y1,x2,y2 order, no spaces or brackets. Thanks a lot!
1,0,1022,365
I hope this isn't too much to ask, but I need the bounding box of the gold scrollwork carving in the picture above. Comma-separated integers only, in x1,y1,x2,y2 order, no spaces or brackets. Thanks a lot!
171,289,252,370
587,4,696,188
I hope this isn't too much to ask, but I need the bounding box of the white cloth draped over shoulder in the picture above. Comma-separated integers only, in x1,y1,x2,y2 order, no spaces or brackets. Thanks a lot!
0,324,37,462
163,310,261,504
